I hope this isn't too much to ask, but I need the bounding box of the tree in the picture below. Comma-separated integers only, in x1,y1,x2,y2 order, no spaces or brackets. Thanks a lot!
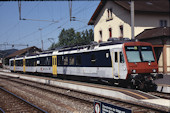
48,28,94,50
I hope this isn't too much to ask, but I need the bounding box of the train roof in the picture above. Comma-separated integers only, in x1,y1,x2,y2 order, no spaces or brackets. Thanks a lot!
9,38,141,59
52,38,136,54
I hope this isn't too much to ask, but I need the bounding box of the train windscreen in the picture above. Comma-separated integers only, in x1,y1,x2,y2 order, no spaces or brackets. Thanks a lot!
125,46,155,63
141,46,155,62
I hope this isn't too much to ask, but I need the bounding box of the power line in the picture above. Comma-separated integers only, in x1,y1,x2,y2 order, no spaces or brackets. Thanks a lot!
22,20,68,49
18,1,58,23
21,18,58,23
0,43,28,49
0,21,20,39
23,1,41,18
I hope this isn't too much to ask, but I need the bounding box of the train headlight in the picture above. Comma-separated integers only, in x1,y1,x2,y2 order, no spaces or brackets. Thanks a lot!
132,70,136,73
152,69,156,73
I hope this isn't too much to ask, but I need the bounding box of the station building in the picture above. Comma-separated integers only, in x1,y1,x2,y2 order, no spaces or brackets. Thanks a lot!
88,0,170,74
4,46,42,68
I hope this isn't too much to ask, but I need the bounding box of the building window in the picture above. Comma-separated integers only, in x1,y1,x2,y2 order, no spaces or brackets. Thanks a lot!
106,8,113,21
99,30,102,42
160,20,167,27
109,28,112,38
107,8,112,18
119,25,123,38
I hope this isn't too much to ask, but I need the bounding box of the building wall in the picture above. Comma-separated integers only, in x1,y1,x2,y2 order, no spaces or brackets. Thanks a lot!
93,1,170,42
94,1,130,42
166,39,170,73
135,13,170,37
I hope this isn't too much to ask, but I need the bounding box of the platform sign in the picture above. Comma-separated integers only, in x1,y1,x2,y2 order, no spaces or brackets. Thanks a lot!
94,100,132,113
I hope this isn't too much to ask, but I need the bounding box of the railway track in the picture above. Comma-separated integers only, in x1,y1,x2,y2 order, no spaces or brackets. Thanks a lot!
149,92,170,99
0,86,47,113
0,75,169,113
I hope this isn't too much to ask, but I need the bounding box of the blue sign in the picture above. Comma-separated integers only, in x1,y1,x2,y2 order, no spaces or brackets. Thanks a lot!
94,100,132,113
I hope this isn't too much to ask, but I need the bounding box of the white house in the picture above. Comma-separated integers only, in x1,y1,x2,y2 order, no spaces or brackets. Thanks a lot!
88,0,170,42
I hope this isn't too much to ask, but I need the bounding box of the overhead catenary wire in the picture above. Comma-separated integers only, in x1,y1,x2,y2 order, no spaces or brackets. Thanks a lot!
31,1,97,49
0,1,41,41
1,1,98,50
18,1,58,23
26,20,69,47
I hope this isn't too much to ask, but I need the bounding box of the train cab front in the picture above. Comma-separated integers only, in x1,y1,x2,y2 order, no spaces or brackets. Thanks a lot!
123,42,159,91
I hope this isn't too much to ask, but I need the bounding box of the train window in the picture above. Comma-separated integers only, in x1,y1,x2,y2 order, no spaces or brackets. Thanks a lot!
76,55,81,65
45,57,52,66
21,60,23,66
26,60,29,66
91,54,96,64
16,60,23,66
115,52,118,62
58,56,63,65
11,61,14,66
15,60,18,66
69,56,75,65
39,57,45,66
120,52,124,63
141,46,155,62
64,56,68,65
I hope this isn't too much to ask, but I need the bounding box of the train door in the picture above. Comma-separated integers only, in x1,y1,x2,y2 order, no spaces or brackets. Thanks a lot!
112,49,126,79
23,58,25,73
52,56,57,76
14,59,16,72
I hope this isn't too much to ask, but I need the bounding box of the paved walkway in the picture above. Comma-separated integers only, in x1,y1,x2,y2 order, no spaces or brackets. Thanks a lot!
1,68,169,85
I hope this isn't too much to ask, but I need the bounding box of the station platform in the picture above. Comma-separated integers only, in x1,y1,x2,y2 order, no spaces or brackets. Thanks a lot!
0,71,169,110
154,74,170,93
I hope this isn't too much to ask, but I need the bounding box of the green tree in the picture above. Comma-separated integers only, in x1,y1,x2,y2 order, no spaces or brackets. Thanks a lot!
48,28,94,50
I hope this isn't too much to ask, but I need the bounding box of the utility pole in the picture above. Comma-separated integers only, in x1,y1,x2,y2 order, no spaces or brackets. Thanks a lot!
68,0,76,21
41,40,43,51
69,0,72,21
131,0,134,39
39,28,43,51
18,0,21,20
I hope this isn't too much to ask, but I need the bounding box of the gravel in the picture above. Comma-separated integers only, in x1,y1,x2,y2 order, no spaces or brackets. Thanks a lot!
0,78,93,113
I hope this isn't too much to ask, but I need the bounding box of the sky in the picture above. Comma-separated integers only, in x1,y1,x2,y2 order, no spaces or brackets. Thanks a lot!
0,1,100,50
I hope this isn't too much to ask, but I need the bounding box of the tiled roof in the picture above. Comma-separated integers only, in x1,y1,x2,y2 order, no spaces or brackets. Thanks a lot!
5,46,42,58
88,0,170,25
135,27,170,40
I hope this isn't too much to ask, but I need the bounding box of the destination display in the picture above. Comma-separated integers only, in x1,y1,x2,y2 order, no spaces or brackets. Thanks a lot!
94,100,132,113
125,46,152,51
125,46,138,51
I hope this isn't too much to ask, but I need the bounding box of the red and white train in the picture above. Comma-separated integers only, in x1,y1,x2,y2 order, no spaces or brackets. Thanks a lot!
9,39,161,91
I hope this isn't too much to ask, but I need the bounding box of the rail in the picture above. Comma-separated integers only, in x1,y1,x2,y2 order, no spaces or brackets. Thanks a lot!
0,86,47,113
0,75,169,113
